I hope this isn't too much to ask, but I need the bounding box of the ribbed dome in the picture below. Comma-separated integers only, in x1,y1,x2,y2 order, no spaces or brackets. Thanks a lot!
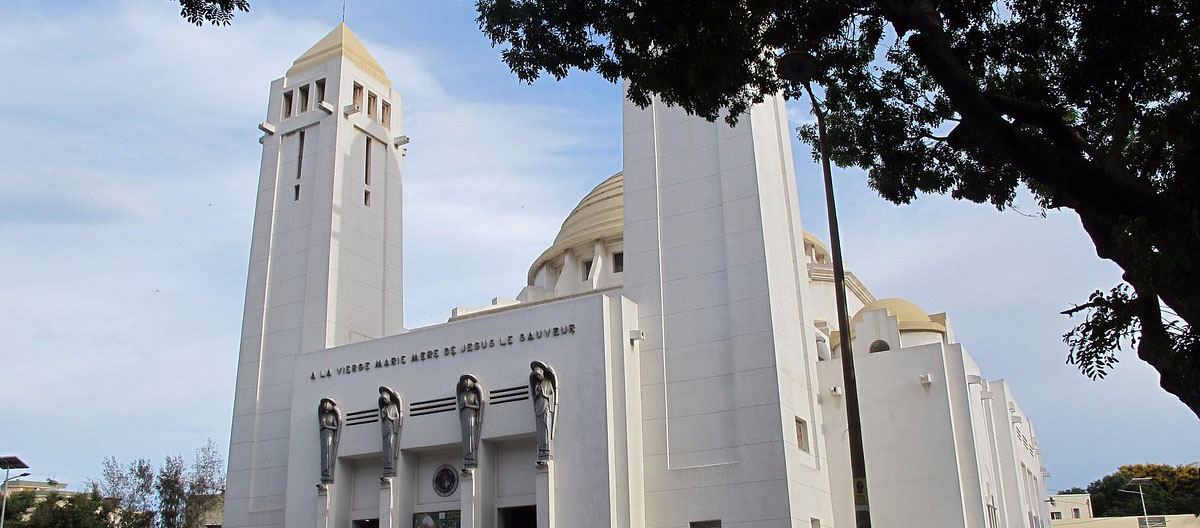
528,172,624,282
852,298,946,333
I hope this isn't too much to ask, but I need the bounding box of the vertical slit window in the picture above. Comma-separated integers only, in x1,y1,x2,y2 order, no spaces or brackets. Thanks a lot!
315,78,326,103
296,131,305,179
282,90,293,118
381,101,391,128
298,85,310,113
367,92,377,119
293,184,300,201
353,83,364,109
364,137,372,185
582,259,593,281
364,190,371,207
612,252,624,273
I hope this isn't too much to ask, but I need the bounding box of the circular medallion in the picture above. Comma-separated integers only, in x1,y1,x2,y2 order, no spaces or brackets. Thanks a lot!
432,465,458,497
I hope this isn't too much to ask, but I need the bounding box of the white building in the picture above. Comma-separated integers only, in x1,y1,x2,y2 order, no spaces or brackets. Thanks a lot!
817,298,1052,528
1049,494,1093,521
224,24,1050,528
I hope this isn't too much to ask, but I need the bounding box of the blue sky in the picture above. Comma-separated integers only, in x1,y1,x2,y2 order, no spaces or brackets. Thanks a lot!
0,0,1195,494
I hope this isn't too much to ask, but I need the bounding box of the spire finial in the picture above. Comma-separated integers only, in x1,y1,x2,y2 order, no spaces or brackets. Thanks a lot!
341,0,346,23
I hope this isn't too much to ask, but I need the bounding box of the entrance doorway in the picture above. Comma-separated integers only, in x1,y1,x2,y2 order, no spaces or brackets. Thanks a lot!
351,519,379,528
498,505,536,528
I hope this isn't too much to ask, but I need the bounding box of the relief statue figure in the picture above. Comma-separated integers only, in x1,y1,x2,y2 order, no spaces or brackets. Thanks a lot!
456,374,485,468
317,398,342,484
528,361,559,462
378,386,403,478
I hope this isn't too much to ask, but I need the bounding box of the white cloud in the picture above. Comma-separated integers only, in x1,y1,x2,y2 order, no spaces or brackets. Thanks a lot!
0,0,616,486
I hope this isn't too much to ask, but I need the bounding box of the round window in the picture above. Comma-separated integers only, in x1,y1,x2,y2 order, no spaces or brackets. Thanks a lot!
432,465,459,497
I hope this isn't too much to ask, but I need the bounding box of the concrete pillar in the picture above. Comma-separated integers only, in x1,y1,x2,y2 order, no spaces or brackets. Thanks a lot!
535,460,556,528
379,477,396,528
459,468,479,528
316,484,332,528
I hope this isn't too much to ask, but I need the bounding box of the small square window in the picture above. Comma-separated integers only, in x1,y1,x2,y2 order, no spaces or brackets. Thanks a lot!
1072,508,1080,519
315,78,326,103
689,521,721,528
612,252,624,273
1051,512,1062,520
282,90,293,118
381,101,391,128
364,190,371,207
582,259,593,281
353,83,364,108
298,85,310,113
795,417,810,453
367,92,377,118
810,519,821,528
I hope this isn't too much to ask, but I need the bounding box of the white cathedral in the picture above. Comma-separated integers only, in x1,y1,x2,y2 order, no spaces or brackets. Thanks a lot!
224,25,1052,528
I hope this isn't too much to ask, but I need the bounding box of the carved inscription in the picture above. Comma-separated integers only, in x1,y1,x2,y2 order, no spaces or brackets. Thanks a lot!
309,323,577,381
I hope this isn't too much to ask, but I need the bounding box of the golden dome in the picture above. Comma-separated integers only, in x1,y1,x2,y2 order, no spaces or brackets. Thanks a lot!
803,232,831,263
528,172,624,282
829,297,946,350
852,298,947,333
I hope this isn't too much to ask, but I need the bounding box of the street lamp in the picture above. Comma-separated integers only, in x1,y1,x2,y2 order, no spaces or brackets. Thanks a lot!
778,50,873,528
0,456,30,528
1119,477,1153,524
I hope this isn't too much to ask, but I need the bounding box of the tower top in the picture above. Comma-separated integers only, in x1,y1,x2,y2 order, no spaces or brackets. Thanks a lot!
287,23,390,86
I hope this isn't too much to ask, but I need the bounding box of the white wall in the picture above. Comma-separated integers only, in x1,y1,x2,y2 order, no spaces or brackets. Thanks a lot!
621,87,836,527
285,292,640,528
818,307,1051,528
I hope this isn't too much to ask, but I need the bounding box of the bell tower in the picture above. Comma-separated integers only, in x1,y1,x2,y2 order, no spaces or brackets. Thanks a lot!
224,24,405,528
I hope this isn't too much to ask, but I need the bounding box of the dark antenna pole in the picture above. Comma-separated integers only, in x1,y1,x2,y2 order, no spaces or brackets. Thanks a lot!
778,51,873,528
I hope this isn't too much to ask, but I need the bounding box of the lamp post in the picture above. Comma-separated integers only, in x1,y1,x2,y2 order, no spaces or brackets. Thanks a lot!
778,50,872,528
0,456,30,528
1119,477,1152,525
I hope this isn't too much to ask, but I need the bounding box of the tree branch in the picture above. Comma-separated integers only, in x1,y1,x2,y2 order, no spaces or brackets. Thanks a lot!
883,1,1160,220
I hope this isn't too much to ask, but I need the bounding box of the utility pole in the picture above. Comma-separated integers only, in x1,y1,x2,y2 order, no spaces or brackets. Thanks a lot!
778,51,873,528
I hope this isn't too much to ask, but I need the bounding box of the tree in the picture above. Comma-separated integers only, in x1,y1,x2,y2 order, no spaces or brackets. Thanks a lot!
96,441,226,528
168,0,248,26
1078,464,1200,517
183,440,225,528
10,490,116,528
2,490,37,526
155,455,187,528
469,0,1200,417
99,457,156,528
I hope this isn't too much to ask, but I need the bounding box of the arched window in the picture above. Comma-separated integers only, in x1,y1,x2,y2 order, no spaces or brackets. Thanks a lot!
868,339,891,353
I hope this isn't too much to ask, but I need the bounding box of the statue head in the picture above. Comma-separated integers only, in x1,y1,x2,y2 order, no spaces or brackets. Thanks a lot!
532,366,545,380
319,398,335,413
459,374,477,392
379,388,391,403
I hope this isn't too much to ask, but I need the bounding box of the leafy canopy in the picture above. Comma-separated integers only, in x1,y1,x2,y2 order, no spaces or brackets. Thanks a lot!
1071,464,1200,517
474,0,1200,416
171,0,248,26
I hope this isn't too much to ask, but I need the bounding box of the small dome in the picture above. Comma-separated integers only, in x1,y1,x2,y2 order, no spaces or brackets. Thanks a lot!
529,172,624,283
852,298,947,334
803,232,831,263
